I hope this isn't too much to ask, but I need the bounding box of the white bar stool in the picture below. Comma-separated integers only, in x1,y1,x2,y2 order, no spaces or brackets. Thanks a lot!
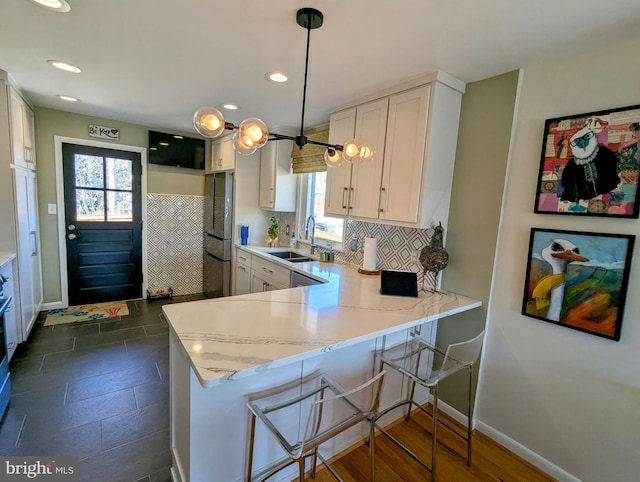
374,330,485,475
246,370,386,481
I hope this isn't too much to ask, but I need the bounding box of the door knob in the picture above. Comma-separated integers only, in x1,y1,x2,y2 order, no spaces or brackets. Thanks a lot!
68,224,76,231
68,233,77,240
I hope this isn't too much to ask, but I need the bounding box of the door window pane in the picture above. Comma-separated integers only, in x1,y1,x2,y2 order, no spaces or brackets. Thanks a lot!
74,155,104,188
76,188,104,221
107,191,133,221
106,158,132,190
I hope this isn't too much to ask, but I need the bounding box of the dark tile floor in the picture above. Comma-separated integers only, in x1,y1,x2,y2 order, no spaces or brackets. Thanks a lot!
0,294,206,482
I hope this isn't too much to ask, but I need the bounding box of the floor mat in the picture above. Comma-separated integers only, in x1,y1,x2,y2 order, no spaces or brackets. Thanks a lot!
44,301,129,326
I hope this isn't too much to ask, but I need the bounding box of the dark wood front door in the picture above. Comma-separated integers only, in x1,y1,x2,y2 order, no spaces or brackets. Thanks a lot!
62,143,142,305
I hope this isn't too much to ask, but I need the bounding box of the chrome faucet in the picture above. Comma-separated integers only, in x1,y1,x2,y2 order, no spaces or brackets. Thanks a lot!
305,216,318,254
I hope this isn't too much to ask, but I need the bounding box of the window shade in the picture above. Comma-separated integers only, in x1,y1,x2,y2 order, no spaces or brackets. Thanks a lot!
291,127,329,174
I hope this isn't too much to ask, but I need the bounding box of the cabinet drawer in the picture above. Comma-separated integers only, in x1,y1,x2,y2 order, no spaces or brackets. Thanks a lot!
251,256,290,287
236,249,251,268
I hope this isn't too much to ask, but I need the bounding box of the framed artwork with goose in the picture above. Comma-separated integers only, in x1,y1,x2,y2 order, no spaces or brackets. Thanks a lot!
534,103,640,217
522,228,634,341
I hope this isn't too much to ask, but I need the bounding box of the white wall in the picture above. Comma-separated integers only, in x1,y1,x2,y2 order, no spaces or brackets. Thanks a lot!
476,33,640,482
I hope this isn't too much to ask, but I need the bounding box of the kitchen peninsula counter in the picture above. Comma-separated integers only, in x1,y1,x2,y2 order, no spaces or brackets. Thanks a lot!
164,249,481,482
164,246,481,388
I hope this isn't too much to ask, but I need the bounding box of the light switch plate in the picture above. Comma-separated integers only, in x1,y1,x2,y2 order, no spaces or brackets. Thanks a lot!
48,204,57,215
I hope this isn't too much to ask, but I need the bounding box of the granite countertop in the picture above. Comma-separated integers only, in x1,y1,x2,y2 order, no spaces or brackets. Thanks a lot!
163,246,481,388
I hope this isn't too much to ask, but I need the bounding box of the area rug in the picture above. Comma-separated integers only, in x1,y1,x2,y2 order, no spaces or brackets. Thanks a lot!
44,301,129,326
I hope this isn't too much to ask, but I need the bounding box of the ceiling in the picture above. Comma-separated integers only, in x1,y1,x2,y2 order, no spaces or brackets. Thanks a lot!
2,0,640,136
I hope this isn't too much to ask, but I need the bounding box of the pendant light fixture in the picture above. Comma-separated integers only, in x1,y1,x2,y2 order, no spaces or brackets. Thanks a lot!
193,8,374,168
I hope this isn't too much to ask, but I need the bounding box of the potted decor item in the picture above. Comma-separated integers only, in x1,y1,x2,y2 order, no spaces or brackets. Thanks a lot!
267,215,280,247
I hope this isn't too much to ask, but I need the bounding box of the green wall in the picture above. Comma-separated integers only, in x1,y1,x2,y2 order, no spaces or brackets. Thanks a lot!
439,70,521,411
34,107,206,303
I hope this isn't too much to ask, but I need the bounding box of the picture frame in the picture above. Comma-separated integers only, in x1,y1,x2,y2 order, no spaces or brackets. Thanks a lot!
522,228,634,341
534,104,640,217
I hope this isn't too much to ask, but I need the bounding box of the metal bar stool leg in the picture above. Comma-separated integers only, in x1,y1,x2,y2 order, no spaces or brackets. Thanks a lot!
247,413,257,482
467,366,474,466
431,384,438,475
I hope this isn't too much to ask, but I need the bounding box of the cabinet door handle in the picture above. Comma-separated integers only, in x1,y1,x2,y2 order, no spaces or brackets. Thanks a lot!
349,187,354,213
239,265,246,272
342,187,348,209
262,267,274,274
30,230,38,255
379,187,386,213
239,256,247,262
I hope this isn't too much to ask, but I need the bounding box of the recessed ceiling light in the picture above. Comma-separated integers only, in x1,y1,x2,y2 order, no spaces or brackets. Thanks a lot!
265,71,288,83
159,142,169,146
57,95,78,102
173,135,184,139
31,0,71,13
47,60,81,73
222,103,238,110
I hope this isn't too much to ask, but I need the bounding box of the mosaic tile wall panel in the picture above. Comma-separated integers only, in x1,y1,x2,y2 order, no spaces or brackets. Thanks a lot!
147,194,204,296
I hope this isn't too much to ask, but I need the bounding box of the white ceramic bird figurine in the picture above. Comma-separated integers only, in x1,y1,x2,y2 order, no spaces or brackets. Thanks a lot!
532,238,588,321
419,223,449,290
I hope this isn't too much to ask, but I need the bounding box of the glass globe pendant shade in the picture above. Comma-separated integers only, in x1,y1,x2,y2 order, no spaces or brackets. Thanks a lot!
193,107,226,138
324,148,343,168
342,139,366,163
238,118,269,149
232,131,258,156
358,144,375,161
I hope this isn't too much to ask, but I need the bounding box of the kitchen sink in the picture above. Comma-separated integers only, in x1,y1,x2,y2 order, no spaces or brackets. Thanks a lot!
269,251,314,263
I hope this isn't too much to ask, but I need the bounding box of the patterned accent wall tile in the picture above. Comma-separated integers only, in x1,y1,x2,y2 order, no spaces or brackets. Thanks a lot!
343,220,439,290
147,194,204,296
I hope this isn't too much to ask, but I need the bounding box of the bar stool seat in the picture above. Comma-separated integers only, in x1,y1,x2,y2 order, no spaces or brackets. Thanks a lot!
374,330,485,475
246,370,385,482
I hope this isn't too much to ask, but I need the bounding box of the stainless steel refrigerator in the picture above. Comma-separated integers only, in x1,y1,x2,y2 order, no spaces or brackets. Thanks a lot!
204,172,233,298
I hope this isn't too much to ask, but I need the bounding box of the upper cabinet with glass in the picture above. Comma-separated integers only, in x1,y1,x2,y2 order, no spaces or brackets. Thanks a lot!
9,85,36,170
325,70,465,229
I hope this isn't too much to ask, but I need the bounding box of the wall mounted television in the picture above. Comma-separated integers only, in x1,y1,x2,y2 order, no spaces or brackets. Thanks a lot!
148,130,205,169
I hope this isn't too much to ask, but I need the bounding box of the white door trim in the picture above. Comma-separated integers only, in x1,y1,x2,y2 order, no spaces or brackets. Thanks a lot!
54,136,148,308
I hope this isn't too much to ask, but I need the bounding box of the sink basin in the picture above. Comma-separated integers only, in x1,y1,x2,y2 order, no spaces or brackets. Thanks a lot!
269,251,314,263
270,251,309,260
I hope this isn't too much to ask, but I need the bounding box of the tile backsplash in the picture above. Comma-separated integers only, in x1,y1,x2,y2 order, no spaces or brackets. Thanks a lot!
147,193,204,296
277,214,440,290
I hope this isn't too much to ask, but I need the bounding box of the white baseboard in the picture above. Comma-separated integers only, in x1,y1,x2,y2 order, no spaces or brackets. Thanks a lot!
41,301,63,311
425,395,580,482
475,420,581,482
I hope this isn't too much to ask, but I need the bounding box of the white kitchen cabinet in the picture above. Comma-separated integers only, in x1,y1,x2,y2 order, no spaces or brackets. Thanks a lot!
250,271,288,293
211,135,235,172
325,72,464,228
0,71,43,343
1,259,19,361
234,248,252,296
259,139,296,212
13,167,43,340
379,85,430,223
325,109,355,217
9,86,36,170
324,99,388,219
249,255,290,293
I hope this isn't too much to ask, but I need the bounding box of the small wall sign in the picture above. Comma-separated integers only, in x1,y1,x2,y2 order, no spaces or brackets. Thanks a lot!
89,124,120,141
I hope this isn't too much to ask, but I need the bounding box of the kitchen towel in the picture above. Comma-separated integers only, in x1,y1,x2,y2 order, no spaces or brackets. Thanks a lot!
363,237,377,271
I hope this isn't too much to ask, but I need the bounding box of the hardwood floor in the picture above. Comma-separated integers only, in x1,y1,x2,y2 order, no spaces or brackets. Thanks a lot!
304,408,556,481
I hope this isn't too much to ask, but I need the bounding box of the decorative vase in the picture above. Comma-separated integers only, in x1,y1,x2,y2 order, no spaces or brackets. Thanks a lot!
266,236,278,248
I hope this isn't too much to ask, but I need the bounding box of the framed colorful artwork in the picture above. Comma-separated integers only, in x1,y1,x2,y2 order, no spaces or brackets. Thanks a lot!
534,104,640,217
522,228,634,341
